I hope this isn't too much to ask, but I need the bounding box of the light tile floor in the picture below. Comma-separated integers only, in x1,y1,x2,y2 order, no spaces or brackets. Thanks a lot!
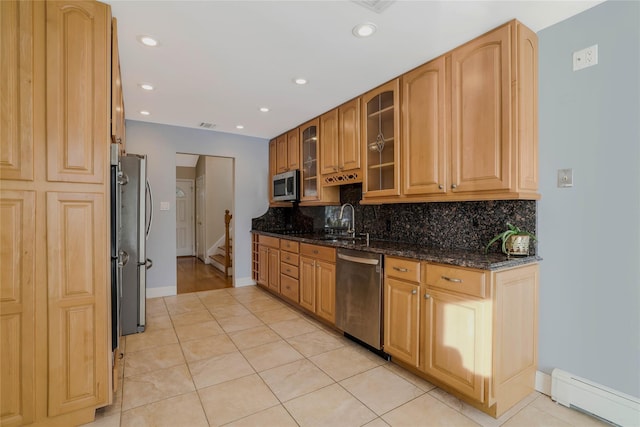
83,286,608,427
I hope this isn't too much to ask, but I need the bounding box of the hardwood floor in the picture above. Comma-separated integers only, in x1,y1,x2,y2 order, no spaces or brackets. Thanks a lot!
177,256,232,294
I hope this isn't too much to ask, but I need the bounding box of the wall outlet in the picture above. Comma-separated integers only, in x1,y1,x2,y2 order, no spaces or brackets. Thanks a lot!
557,169,573,188
573,44,598,71
160,201,170,211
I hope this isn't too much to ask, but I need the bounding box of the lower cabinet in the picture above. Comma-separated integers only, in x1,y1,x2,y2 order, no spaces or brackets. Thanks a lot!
384,258,539,418
279,239,300,303
257,235,280,292
299,244,336,324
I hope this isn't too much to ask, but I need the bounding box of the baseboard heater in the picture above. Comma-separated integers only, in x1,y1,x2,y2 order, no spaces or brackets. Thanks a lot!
551,368,640,426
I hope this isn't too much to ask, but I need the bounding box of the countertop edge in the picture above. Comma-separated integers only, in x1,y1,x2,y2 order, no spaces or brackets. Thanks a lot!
251,230,541,271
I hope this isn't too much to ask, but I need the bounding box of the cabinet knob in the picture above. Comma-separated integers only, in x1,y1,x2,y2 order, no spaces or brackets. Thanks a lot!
438,184,444,190
424,293,431,299
451,184,457,189
411,289,417,295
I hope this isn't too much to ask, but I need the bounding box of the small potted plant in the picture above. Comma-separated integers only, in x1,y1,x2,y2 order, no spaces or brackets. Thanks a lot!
485,223,537,256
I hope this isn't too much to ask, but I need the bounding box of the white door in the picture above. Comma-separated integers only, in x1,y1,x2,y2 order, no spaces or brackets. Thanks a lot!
195,175,206,262
176,179,194,256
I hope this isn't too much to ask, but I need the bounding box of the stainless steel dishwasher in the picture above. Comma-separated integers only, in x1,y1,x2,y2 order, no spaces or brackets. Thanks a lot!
335,248,384,351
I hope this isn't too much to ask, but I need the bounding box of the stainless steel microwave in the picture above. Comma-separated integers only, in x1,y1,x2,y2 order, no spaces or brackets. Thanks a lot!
272,170,299,202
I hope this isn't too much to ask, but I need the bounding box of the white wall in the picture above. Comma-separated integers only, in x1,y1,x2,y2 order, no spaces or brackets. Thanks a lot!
126,120,269,296
205,156,234,252
538,0,640,398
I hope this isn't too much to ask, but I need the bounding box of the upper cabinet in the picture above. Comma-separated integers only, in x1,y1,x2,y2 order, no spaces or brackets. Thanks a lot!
320,98,361,178
111,17,125,154
402,57,446,196
275,130,300,174
300,119,339,205
362,79,400,198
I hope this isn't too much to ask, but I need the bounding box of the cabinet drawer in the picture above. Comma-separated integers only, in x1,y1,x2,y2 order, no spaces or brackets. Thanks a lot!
258,235,279,248
386,257,421,283
281,251,299,266
426,264,487,298
280,239,299,253
280,262,299,279
280,274,299,303
300,243,336,263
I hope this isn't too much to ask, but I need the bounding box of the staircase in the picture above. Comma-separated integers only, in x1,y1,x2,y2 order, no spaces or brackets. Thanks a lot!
209,210,232,277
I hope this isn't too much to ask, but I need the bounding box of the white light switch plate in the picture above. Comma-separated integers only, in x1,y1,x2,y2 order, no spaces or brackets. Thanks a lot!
573,44,598,71
160,201,170,211
557,169,573,188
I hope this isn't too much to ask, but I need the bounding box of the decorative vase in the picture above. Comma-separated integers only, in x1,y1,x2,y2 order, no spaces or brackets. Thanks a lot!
505,235,530,256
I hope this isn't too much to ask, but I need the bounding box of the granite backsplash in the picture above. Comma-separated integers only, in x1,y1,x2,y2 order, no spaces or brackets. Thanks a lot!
252,184,537,255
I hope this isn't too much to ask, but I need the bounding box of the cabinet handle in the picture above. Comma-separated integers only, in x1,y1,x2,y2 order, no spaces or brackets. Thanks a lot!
313,250,319,254
339,166,344,171
451,184,457,189
411,289,417,295
424,293,431,299
393,266,409,272
438,184,444,190
442,276,463,283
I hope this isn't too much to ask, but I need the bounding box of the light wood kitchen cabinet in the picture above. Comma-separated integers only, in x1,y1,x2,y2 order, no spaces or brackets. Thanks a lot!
275,130,300,174
275,134,288,174
300,118,340,205
362,79,401,198
402,57,446,196
320,98,361,176
1,1,113,425
384,257,421,366
450,20,538,196
279,239,300,303
257,235,280,293
111,18,125,154
299,243,336,324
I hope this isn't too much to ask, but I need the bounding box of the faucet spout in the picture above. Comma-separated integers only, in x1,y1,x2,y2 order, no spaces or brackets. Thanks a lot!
339,203,356,236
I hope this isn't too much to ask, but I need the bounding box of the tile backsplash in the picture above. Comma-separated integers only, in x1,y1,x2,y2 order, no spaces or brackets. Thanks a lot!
252,184,537,254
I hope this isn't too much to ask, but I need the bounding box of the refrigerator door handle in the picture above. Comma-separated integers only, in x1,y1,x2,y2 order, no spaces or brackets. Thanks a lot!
146,179,153,240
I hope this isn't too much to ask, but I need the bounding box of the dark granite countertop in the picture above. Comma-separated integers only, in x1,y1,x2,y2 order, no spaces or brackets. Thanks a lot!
252,230,541,271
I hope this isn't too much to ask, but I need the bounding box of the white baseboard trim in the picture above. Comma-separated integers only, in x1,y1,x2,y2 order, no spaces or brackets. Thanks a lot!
536,370,552,396
234,276,256,287
146,286,176,298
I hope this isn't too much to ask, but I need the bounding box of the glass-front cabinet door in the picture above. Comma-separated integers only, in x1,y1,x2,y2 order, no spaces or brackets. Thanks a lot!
300,119,319,201
362,79,400,198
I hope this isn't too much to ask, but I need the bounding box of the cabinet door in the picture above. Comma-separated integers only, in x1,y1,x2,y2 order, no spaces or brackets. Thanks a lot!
0,0,36,182
276,134,288,173
300,119,319,201
320,109,339,174
287,128,300,171
402,57,446,195
47,191,109,415
421,288,488,402
362,79,400,197
299,256,316,312
267,249,280,293
46,0,110,184
384,278,420,366
268,139,276,202
111,17,125,153
0,190,36,426
450,24,511,193
315,261,335,324
257,245,269,286
338,98,360,172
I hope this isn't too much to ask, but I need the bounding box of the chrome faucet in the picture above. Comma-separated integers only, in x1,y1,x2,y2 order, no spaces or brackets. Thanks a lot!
339,203,355,237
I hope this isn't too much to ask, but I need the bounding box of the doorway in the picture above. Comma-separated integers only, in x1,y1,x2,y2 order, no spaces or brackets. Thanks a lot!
176,153,234,294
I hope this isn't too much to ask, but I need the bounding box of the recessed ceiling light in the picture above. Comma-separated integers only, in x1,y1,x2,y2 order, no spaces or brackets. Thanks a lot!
236,125,244,129
137,35,159,47
259,107,270,113
139,110,151,116
294,78,308,85
352,23,377,38
139,83,154,91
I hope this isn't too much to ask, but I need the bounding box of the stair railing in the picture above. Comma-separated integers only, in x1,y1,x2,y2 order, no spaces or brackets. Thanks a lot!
224,209,232,277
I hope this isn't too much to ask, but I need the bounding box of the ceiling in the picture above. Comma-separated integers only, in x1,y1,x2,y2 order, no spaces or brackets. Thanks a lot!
106,0,603,140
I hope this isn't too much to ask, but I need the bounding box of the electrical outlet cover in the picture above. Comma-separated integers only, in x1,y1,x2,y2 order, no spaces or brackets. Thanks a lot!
557,169,573,188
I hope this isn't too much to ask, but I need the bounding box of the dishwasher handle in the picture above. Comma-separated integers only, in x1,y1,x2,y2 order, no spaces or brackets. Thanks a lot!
337,253,380,266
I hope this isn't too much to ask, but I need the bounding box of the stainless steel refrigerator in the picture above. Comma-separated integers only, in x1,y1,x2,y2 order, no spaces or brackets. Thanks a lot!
117,152,153,336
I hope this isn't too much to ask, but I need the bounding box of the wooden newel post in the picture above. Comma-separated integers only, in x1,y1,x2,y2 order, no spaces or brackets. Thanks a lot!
224,209,232,277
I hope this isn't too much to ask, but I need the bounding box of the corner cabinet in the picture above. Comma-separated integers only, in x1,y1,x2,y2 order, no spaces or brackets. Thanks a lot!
362,79,401,199
1,1,113,425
